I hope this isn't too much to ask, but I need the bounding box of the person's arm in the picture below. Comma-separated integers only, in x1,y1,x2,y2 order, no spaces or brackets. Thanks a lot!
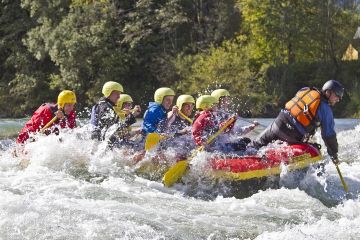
317,102,339,161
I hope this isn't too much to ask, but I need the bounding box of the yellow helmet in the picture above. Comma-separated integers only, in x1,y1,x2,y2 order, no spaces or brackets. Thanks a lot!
102,81,124,97
57,90,77,109
154,87,175,104
116,94,133,109
196,95,217,110
211,89,230,103
176,95,195,110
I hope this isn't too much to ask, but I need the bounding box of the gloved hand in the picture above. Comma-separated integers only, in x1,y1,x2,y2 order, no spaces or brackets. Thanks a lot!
331,155,340,165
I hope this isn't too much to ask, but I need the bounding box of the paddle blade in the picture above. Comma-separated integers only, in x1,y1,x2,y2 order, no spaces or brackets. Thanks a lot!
145,132,161,151
162,160,188,187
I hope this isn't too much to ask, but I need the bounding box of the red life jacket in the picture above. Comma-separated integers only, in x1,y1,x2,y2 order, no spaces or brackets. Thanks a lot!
285,87,321,130
16,103,76,144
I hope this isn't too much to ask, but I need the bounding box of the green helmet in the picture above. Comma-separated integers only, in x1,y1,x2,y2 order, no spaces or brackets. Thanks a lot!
176,95,195,110
154,87,175,104
196,95,217,110
116,94,133,109
211,89,230,103
102,81,124,97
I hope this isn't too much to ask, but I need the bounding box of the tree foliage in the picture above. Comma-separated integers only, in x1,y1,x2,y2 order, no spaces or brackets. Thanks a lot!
0,0,359,117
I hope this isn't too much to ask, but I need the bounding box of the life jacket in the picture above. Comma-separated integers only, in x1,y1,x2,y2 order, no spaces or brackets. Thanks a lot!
90,98,115,127
285,87,321,131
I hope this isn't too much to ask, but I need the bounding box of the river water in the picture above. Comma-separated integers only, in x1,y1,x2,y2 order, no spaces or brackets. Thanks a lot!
0,118,360,239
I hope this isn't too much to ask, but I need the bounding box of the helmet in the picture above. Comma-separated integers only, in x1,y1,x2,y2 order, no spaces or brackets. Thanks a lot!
211,89,230,103
322,80,344,99
196,95,217,110
116,94,133,109
176,95,195,109
102,81,124,97
154,87,175,104
57,90,77,109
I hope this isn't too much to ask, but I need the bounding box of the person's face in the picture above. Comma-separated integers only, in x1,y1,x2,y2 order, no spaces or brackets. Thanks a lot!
181,103,194,116
63,103,75,115
219,96,231,109
162,96,174,110
328,90,341,106
108,91,121,104
122,102,133,110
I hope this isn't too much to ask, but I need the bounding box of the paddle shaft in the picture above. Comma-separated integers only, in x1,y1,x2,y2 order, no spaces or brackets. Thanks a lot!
217,110,266,128
206,116,236,145
178,111,193,124
40,116,58,133
335,163,348,192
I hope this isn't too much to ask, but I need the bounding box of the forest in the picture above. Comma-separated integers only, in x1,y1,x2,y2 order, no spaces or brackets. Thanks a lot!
1,0,360,118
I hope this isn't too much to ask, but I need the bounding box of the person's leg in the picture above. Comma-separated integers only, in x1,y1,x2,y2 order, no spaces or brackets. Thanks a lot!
250,121,279,149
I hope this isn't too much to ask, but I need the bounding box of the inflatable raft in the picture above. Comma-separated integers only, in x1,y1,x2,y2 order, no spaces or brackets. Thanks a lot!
210,143,322,181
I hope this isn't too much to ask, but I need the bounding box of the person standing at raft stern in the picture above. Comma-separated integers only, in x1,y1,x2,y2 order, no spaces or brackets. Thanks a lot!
251,80,344,164
16,90,77,144
90,81,136,146
142,87,177,135
167,94,195,136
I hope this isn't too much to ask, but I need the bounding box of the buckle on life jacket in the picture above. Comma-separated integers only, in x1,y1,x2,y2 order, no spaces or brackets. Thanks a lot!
303,104,309,114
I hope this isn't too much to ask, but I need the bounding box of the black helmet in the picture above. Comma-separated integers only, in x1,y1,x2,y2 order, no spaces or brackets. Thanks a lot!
322,80,344,99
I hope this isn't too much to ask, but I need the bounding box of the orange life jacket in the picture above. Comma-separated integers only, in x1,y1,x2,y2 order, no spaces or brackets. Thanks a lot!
285,88,321,129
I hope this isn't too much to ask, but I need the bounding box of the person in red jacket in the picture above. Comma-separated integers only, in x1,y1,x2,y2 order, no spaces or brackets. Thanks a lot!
192,95,219,146
192,95,251,152
16,90,77,144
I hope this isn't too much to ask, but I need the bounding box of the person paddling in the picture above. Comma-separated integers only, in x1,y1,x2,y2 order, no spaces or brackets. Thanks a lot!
251,80,344,165
90,81,136,147
142,87,177,135
113,94,142,146
211,88,259,136
17,90,77,144
167,94,195,136
191,95,220,147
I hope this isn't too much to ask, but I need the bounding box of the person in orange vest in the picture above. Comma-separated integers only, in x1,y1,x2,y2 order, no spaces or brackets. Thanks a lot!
17,90,77,144
251,80,344,164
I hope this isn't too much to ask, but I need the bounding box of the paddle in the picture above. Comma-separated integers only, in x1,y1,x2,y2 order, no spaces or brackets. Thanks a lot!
40,116,58,133
145,132,167,151
333,162,348,192
178,111,193,124
145,112,192,151
162,116,237,187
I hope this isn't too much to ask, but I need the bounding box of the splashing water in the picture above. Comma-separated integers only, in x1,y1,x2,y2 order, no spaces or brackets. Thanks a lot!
0,119,359,239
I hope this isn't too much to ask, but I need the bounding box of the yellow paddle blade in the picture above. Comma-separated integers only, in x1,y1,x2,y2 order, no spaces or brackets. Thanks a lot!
145,132,161,151
162,160,188,187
